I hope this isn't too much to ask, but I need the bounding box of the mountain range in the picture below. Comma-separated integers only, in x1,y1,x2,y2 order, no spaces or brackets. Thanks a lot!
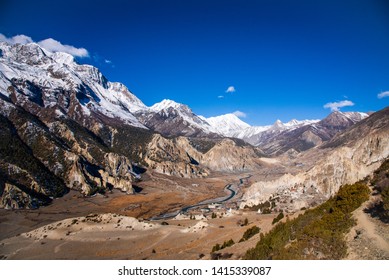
0,41,386,210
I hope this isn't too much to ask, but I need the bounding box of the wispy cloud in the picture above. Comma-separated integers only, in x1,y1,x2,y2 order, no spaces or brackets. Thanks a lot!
0,33,89,58
232,110,247,118
323,100,355,111
217,95,224,99
0,34,33,44
378,91,389,99
105,59,112,64
37,38,89,57
226,86,235,93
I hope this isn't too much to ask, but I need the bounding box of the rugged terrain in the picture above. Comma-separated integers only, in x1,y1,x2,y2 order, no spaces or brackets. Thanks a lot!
0,41,266,208
241,107,389,212
0,40,388,260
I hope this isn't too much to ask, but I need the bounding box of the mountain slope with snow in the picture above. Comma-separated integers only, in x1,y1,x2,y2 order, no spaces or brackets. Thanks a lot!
135,99,218,138
0,42,147,128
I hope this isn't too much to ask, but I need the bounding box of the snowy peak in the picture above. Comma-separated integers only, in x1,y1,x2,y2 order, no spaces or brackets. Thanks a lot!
205,113,250,137
204,113,321,139
136,99,217,137
343,111,369,122
107,82,147,113
51,51,75,66
319,111,367,128
270,118,319,130
150,99,190,112
0,42,51,65
272,119,284,130
149,99,199,121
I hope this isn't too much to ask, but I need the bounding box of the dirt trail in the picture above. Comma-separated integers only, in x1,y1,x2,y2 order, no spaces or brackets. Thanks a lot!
346,196,389,259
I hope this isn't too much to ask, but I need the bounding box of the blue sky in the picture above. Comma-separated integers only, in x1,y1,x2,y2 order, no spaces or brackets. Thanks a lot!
1,0,389,125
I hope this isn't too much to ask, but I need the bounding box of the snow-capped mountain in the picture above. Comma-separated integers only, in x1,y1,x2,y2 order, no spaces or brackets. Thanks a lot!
0,41,369,144
257,111,369,155
0,42,147,128
150,99,185,112
201,112,320,142
204,113,250,137
135,99,219,138
233,119,319,146
319,111,368,128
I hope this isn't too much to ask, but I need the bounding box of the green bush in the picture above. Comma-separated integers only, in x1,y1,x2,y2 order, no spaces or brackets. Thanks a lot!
272,211,284,224
211,239,235,253
240,225,260,242
211,243,220,253
243,218,249,226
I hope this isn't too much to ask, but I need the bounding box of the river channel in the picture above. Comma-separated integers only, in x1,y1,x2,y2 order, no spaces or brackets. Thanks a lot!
150,175,251,221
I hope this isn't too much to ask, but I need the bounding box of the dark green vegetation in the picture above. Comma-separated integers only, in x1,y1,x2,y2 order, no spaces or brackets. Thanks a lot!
0,113,67,208
211,239,235,253
272,211,284,225
243,217,249,226
239,225,260,242
244,181,370,259
111,124,153,166
367,158,389,223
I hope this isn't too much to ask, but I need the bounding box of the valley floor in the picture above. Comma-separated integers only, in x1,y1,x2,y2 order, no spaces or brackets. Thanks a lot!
0,171,271,260
0,211,278,260
1,168,388,260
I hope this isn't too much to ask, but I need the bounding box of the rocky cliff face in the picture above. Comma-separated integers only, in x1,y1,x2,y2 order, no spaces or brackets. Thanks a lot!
143,135,264,177
241,107,389,212
144,135,209,178
200,139,263,172
0,42,149,208
0,96,140,209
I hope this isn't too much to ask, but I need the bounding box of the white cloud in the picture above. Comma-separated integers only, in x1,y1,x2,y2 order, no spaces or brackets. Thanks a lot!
0,34,33,44
217,95,224,99
37,38,89,57
0,33,89,58
323,100,355,111
226,86,235,93
105,59,112,64
232,110,247,118
378,91,389,99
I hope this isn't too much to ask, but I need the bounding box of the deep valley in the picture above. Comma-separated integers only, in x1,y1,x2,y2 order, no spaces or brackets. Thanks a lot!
0,41,388,260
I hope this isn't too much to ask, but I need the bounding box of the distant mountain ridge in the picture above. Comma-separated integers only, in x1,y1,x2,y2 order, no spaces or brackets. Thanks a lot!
256,110,369,155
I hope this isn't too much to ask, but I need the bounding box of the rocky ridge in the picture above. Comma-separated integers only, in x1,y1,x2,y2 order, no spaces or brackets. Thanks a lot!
241,107,389,211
